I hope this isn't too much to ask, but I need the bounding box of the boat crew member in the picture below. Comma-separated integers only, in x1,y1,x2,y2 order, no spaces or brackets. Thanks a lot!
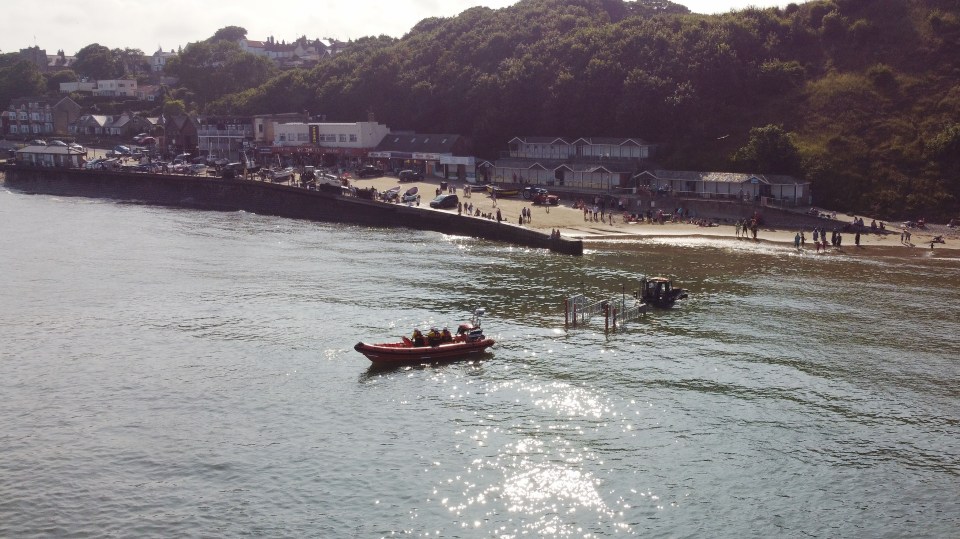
427,327,441,346
440,327,453,343
412,328,425,347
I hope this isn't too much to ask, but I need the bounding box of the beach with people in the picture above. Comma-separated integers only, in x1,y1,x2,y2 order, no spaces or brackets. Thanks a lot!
350,174,960,256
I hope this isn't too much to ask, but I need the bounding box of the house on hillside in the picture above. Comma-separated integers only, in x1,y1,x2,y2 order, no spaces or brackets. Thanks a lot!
3,96,82,137
93,79,138,98
59,81,97,94
151,48,177,72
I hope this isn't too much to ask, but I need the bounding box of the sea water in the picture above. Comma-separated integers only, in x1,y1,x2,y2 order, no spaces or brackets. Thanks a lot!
1,188,958,537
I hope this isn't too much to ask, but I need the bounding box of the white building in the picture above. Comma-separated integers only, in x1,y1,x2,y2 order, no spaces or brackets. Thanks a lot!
151,48,178,73
59,81,96,94
93,79,138,97
273,121,389,150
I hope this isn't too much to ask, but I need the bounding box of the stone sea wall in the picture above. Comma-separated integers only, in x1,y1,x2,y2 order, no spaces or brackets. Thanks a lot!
1,166,583,256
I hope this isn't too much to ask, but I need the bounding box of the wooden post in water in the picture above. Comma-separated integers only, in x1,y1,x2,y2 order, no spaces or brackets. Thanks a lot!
564,298,569,328
603,302,609,334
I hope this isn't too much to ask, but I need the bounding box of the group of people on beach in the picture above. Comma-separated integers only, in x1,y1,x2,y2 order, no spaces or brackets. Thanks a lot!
734,218,760,240
809,227,850,252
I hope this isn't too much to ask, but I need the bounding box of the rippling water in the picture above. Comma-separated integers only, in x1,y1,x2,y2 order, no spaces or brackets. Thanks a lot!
2,188,959,537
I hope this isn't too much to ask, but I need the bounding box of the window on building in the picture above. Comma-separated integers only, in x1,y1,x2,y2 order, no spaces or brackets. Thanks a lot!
10,126,18,134
349,134,357,142
338,134,346,142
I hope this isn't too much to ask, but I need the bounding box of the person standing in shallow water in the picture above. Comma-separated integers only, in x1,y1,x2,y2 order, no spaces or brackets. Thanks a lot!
794,232,801,249
855,230,861,247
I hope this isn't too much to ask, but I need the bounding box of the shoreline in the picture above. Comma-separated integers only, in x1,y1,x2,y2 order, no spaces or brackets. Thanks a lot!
352,175,960,258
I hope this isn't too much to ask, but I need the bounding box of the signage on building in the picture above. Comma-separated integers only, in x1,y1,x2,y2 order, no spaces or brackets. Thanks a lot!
309,125,320,144
413,152,440,160
440,155,475,166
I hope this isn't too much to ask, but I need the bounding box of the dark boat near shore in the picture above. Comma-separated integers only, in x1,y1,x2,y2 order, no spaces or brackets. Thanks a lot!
354,309,494,365
638,276,688,308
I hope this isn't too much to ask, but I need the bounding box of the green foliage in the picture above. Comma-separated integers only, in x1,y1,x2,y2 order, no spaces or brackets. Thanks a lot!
210,26,247,43
0,55,45,109
162,99,186,117
74,44,120,79
732,124,802,175
44,69,78,93
164,40,277,106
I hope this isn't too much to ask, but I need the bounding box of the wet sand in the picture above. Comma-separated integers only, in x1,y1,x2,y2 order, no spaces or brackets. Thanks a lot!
351,175,960,257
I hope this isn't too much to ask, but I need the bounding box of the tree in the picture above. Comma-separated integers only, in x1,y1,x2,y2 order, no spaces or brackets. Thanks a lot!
0,56,45,109
164,40,276,106
74,44,121,79
163,98,186,117
732,124,802,175
45,69,78,93
210,26,248,43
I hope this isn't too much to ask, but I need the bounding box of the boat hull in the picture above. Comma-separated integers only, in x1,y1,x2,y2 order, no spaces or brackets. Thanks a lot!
354,338,495,364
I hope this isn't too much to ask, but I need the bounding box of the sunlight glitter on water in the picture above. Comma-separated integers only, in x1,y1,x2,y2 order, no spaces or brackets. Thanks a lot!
443,438,627,538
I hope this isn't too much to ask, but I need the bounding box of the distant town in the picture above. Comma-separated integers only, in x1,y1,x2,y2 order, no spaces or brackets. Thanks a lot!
2,33,809,208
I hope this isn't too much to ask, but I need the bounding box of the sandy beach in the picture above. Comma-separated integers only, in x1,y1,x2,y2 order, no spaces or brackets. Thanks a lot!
352,174,960,256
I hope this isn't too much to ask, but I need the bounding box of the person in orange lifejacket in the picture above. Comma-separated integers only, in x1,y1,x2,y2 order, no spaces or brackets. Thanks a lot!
411,328,425,347
426,327,441,346
440,327,453,343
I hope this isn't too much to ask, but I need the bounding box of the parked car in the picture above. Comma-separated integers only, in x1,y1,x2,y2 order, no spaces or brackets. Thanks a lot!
398,169,424,182
132,132,149,143
48,139,67,146
429,193,459,209
29,139,47,146
356,165,384,178
139,136,156,146
68,142,85,152
188,163,208,175
110,145,132,156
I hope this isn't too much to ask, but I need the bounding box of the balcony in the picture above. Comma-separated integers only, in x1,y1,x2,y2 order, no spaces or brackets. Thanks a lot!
198,128,252,137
